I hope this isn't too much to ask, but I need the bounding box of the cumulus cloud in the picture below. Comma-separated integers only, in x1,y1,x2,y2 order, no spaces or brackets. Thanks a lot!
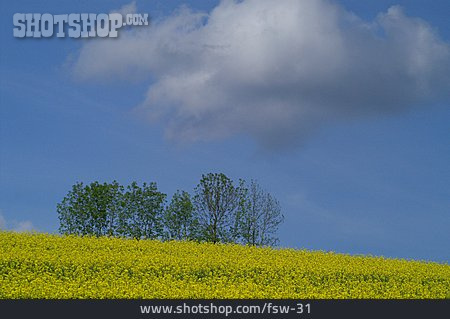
71,0,450,149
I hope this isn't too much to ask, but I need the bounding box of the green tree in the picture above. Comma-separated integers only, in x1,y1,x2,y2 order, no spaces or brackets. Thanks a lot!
57,177,283,246
57,181,123,237
164,190,199,241
122,182,166,240
58,181,165,239
58,182,86,236
193,173,246,243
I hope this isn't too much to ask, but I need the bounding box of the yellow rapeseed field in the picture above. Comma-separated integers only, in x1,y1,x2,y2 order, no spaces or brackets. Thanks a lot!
0,231,448,299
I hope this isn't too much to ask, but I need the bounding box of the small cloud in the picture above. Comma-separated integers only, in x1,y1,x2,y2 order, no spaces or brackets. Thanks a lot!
0,211,6,229
13,220,35,232
0,210,36,232
111,1,137,16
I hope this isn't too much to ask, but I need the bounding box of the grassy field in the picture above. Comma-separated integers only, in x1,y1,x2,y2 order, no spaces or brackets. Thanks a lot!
0,231,448,298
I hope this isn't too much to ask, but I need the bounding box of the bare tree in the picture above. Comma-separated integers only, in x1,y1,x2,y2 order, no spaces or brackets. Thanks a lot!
240,180,284,246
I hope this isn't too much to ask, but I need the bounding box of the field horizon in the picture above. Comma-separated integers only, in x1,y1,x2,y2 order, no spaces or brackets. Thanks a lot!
1,231,449,299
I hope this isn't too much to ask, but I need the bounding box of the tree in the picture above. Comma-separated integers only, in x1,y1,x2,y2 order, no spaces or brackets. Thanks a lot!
122,182,166,240
239,180,284,246
193,173,246,243
58,182,85,236
58,181,165,239
164,190,199,241
57,176,284,246
57,181,123,237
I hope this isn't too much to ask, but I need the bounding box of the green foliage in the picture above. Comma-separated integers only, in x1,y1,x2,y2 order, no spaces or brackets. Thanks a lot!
57,173,284,246
57,181,165,239
164,190,199,241
122,182,166,239
57,181,124,237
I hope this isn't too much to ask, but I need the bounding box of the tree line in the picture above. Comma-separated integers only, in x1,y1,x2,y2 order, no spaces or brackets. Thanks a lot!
57,173,284,246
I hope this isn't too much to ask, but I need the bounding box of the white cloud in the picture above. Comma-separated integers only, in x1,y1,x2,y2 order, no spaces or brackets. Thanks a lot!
71,0,450,149
13,220,35,232
111,1,137,16
0,211,6,229
0,210,36,232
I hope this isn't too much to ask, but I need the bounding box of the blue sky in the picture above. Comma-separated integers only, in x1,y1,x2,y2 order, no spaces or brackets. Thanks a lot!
0,0,449,262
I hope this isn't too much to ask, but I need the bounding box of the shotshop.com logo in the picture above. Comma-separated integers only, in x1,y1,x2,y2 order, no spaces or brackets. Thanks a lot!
13,13,149,38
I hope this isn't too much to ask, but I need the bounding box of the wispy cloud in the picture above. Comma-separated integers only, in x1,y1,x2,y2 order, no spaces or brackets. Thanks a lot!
0,210,36,232
71,0,450,150
13,220,35,232
0,212,6,229
111,0,137,16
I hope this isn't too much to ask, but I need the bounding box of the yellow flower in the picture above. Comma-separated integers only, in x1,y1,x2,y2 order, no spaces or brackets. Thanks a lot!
0,231,448,299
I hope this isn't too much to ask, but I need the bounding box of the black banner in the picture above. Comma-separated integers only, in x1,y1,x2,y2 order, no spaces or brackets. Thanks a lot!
0,299,448,319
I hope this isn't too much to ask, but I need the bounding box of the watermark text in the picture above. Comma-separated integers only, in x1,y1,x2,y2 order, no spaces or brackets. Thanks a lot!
13,13,149,38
